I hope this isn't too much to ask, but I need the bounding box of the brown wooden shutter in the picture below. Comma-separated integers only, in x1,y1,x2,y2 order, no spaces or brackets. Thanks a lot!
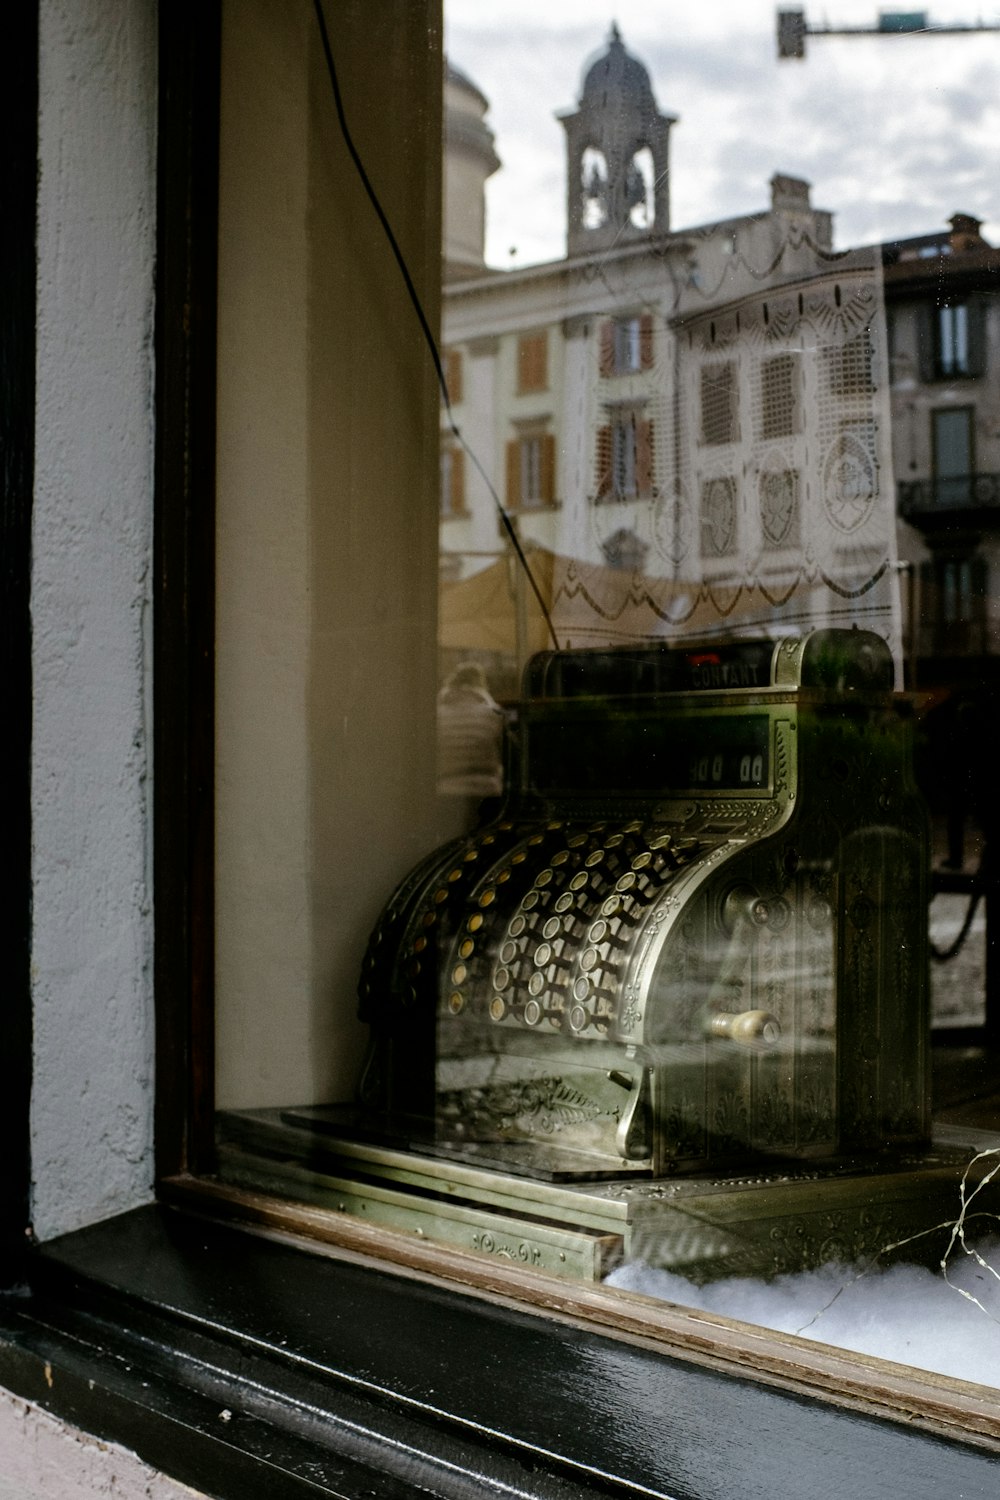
599,321,615,378
636,419,654,496
967,296,986,377
595,425,612,499
450,445,465,513
506,439,522,508
540,433,556,503
517,338,531,393
640,313,654,370
915,302,936,382
517,333,547,393
535,335,548,391
446,349,463,405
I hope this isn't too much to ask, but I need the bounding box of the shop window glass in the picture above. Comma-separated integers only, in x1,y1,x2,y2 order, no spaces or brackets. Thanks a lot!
207,0,1000,1420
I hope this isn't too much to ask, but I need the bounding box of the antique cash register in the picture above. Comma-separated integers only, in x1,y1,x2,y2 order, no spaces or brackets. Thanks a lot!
220,629,975,1281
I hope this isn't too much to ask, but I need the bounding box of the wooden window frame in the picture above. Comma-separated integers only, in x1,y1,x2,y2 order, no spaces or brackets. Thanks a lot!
153,0,223,1183
0,0,37,1291
1,6,998,1498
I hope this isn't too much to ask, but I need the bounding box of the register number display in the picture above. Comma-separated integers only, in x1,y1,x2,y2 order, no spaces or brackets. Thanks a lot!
524,712,771,797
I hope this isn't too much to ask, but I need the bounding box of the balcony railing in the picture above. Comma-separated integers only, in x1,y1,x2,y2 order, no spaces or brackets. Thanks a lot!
898,472,1000,532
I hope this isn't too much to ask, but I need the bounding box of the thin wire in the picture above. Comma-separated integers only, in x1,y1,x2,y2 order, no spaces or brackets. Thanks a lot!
930,881,982,963
311,0,559,651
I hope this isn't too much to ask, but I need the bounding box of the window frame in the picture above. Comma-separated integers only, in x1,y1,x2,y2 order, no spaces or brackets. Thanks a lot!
3,4,1000,1496
140,3,1000,1486
919,552,989,655
599,311,654,376
933,298,988,380
153,0,223,1185
0,0,36,1292
440,439,467,517
506,426,557,509
931,403,976,507
595,407,654,501
938,301,970,377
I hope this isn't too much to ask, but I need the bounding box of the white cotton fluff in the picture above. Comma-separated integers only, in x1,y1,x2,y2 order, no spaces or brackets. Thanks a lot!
606,1237,1000,1388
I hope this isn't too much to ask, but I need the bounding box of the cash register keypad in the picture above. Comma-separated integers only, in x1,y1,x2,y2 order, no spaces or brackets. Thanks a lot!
441,821,709,1038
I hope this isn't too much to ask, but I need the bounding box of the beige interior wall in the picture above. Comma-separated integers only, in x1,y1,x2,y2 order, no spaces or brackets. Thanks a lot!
215,0,444,1109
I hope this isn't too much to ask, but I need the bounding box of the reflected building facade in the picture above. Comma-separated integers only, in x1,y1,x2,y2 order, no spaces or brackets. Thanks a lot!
886,215,1000,667
440,27,999,695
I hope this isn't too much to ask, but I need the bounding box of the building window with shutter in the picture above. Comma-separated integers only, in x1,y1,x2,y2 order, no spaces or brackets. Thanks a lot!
599,313,654,376
919,553,988,654
506,429,556,509
516,331,548,393
932,405,974,506
934,302,985,378
700,361,738,445
440,443,466,518
938,304,968,375
444,348,464,405
915,296,984,382
595,409,654,501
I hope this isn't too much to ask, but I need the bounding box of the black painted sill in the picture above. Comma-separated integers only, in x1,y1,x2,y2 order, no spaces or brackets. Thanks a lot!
1,1206,1000,1500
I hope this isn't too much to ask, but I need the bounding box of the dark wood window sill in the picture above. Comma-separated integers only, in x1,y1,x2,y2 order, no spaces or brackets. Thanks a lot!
2,1205,1000,1499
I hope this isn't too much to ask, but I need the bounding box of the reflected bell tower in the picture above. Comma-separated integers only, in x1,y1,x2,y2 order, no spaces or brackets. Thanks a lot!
559,23,676,258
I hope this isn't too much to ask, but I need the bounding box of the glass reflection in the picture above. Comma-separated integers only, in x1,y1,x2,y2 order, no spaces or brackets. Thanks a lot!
425,12,995,1279
217,4,1000,1367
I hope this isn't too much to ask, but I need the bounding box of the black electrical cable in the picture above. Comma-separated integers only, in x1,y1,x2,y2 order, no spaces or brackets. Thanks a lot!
311,0,559,652
930,882,983,963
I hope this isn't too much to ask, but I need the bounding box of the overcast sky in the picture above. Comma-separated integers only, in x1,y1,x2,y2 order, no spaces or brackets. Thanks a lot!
445,0,1000,267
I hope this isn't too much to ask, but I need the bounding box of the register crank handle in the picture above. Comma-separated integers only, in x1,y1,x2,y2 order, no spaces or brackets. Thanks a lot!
708,1010,782,1045
609,1067,653,1160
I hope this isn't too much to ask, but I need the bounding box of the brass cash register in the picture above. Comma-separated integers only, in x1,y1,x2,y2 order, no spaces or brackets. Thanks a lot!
221,630,982,1280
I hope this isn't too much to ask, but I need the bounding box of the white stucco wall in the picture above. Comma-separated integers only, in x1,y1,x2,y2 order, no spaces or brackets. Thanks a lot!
0,1392,209,1500
31,0,158,1241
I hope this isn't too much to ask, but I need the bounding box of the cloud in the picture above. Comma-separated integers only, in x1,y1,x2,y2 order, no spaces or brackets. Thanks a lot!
446,0,1000,264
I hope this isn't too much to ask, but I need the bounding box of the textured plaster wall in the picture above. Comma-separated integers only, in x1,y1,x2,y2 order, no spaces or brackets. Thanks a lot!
0,1392,209,1500
215,0,444,1110
31,0,157,1240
